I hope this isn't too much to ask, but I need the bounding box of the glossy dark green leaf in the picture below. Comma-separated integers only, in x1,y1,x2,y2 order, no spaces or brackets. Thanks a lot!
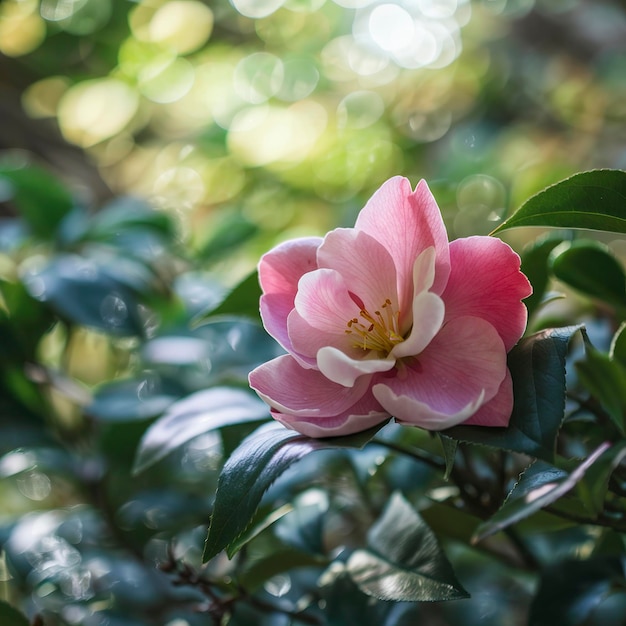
528,557,626,626
575,441,626,516
347,492,468,602
520,234,564,317
576,344,626,436
0,601,29,626
22,254,151,335
192,270,262,326
0,165,73,239
88,377,180,422
446,326,581,461
133,386,269,474
550,240,626,310
474,442,610,542
491,169,626,235
203,421,384,562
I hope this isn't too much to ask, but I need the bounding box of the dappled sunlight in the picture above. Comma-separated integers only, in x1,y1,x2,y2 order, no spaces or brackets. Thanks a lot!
58,79,140,147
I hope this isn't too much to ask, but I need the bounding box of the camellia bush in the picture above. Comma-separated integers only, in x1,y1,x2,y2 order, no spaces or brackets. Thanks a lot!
1,160,626,626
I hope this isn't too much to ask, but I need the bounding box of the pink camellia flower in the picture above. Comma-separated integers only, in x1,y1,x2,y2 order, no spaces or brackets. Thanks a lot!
248,177,532,437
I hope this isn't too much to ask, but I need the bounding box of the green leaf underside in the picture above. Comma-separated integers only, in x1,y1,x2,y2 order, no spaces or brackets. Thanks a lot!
347,492,468,602
445,326,581,461
133,387,269,474
492,169,626,235
203,421,385,562
474,442,611,542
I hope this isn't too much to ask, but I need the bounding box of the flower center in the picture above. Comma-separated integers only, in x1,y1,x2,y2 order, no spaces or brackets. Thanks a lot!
345,292,403,354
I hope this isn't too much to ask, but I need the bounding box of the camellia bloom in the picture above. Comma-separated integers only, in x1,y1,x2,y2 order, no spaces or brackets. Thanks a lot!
249,177,532,437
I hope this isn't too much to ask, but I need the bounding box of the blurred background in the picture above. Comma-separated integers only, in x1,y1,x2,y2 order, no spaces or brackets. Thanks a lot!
3,0,626,260
1,0,626,624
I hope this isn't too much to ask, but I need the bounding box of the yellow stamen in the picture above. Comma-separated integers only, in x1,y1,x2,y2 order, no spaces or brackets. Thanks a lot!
345,296,403,355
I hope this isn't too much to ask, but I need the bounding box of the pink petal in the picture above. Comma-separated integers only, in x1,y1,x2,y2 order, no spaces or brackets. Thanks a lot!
390,292,444,359
271,388,390,438
373,383,485,430
287,309,343,361
442,236,532,352
461,368,513,427
259,237,322,354
294,268,359,335
372,316,507,430
355,177,451,310
249,354,371,418
259,236,322,295
317,346,396,387
317,228,399,315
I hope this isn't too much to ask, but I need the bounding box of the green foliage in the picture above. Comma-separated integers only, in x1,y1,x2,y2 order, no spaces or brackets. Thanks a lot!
134,386,269,473
550,241,626,312
347,492,469,602
2,1,626,623
576,338,626,436
193,270,263,325
475,442,611,542
492,170,626,235
446,326,581,461
528,558,626,626
0,164,73,239
203,421,384,562
0,601,29,626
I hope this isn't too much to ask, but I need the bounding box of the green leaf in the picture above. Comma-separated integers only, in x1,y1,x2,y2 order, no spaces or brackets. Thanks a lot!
23,254,152,336
203,421,384,562
550,240,626,310
0,164,73,239
575,441,626,516
192,270,262,326
274,489,329,556
0,600,29,626
491,169,626,235
446,326,581,462
133,387,269,474
238,548,324,592
347,492,469,602
576,343,626,436
87,197,175,241
199,213,258,263
610,322,626,368
88,377,180,423
520,234,564,317
528,557,626,626
436,433,457,480
320,567,423,626
473,442,610,542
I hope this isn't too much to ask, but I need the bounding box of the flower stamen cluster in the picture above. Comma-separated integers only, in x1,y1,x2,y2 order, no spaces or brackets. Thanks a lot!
346,297,403,355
